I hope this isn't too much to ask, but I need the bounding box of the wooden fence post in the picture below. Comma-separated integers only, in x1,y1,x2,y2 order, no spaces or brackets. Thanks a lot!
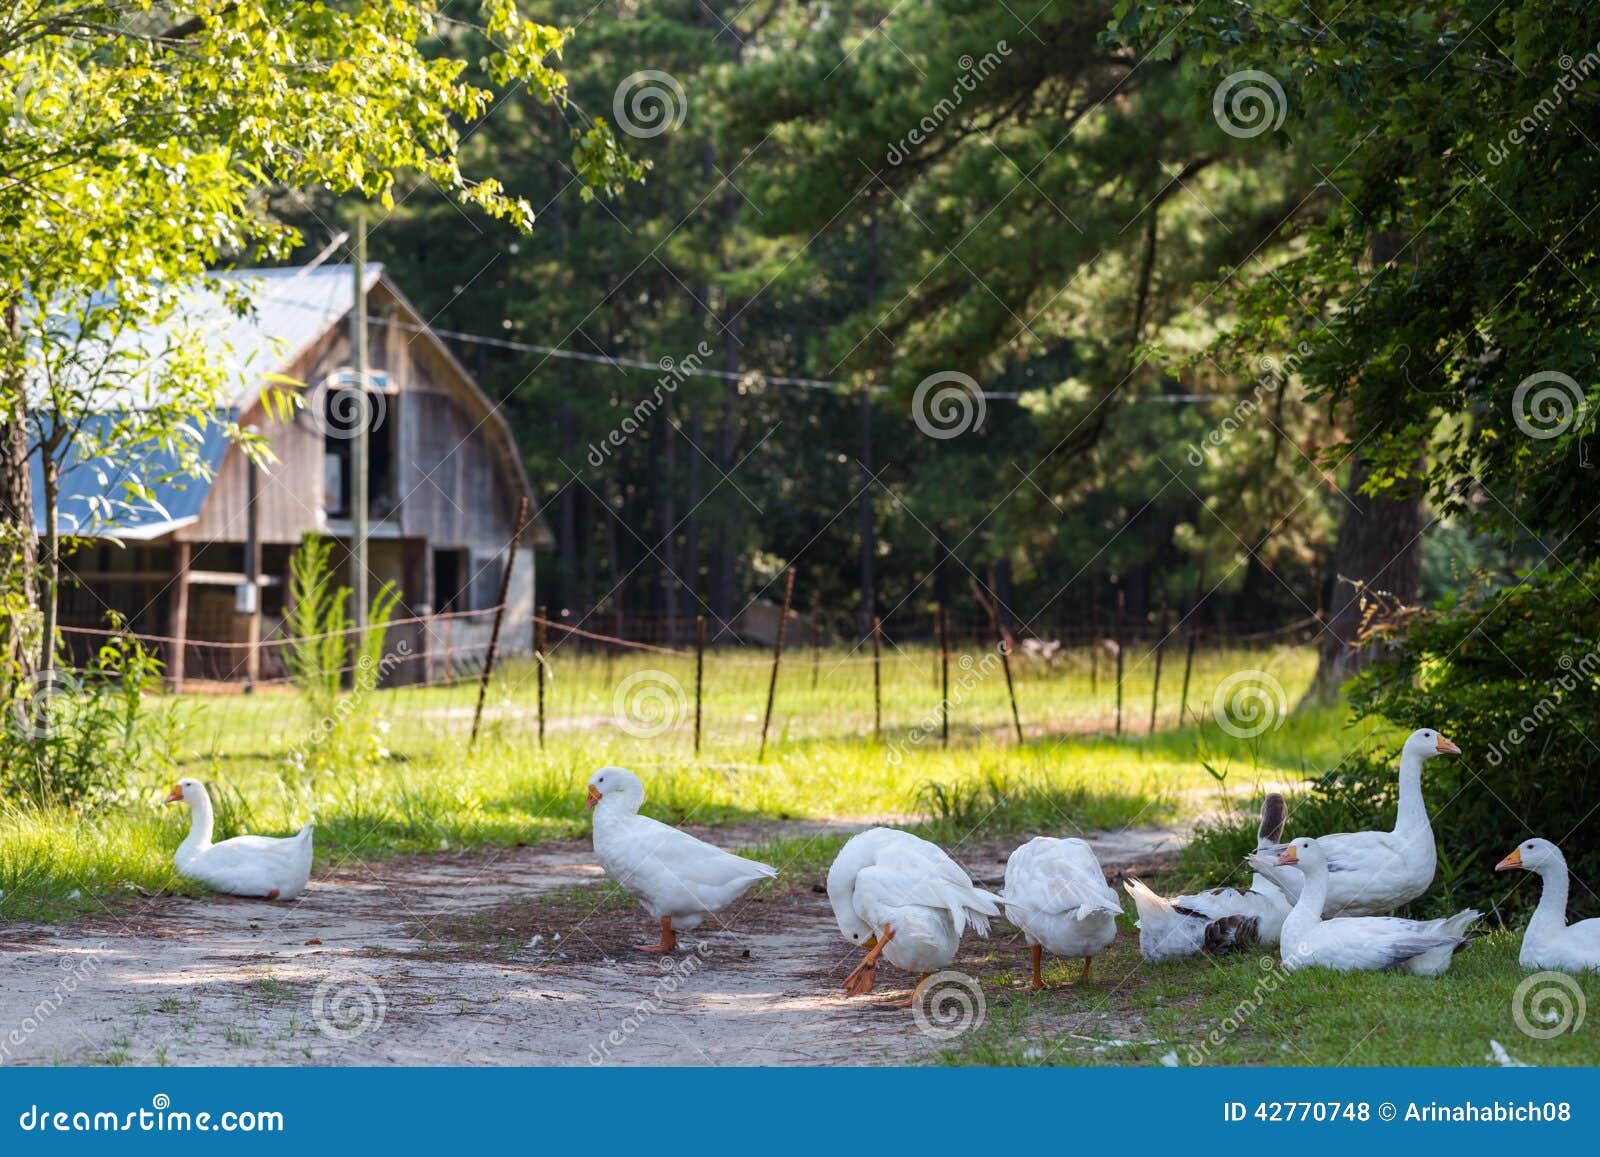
999,626,1022,745
1148,599,1169,736
871,615,883,741
694,614,706,756
810,609,821,689
938,604,950,748
757,569,797,761
1114,588,1125,736
470,495,530,749
535,605,547,748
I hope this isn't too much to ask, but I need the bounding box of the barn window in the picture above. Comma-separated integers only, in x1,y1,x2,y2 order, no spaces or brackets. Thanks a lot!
433,547,469,613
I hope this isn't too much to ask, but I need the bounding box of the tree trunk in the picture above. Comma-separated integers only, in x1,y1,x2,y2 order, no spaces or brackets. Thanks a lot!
0,298,38,683
1305,454,1424,702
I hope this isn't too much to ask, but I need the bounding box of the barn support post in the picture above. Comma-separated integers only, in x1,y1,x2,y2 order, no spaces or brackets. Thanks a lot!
169,541,191,692
244,447,262,692
757,568,796,762
470,496,530,749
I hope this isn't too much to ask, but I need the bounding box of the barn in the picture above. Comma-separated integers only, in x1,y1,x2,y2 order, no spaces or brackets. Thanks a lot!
38,262,547,687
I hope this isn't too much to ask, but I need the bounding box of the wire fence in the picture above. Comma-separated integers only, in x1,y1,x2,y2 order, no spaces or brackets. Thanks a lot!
30,603,1322,769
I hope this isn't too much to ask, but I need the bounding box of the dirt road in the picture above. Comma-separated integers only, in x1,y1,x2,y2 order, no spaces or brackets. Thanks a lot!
0,821,1183,1067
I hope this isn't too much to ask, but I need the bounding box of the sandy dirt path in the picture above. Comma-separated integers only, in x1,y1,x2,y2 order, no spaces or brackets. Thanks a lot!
0,820,1184,1067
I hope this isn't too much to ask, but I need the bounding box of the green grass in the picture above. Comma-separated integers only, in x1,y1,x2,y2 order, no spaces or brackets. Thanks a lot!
941,917,1600,1067
0,642,1360,922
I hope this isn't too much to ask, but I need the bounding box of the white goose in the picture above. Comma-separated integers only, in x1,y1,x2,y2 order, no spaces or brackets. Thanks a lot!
164,778,313,900
586,766,776,953
1126,793,1291,961
1275,838,1478,976
1001,837,1121,988
1496,838,1600,973
827,827,1002,1005
1249,728,1457,916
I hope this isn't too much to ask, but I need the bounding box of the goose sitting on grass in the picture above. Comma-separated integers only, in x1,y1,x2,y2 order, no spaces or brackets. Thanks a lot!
1496,838,1600,973
827,828,1002,1006
1275,838,1478,976
164,779,313,900
1249,728,1457,916
586,766,776,953
1001,836,1121,988
1126,793,1291,962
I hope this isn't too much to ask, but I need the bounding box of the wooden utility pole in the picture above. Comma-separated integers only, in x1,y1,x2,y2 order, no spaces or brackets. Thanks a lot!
350,213,370,634
169,541,191,692
757,569,796,761
243,441,262,692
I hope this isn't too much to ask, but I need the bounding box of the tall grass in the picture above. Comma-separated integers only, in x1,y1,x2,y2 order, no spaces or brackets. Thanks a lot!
0,642,1354,922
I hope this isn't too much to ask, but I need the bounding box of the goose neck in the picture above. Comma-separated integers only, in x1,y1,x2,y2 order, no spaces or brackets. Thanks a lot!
1394,750,1430,831
1530,859,1571,934
180,795,215,855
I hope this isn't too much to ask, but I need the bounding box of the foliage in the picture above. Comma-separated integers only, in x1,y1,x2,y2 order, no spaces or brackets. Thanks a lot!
0,623,179,807
284,532,401,774
1347,561,1600,917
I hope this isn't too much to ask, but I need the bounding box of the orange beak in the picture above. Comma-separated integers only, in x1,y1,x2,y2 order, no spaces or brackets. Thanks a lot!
1275,845,1300,866
585,785,602,811
162,785,183,804
1436,735,1460,755
1495,847,1523,872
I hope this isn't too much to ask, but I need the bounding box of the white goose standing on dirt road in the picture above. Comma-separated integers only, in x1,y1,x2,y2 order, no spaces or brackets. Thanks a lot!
1274,838,1478,976
1001,836,1121,987
827,827,1003,1005
1496,838,1600,973
1125,793,1291,961
1248,728,1458,916
164,778,313,900
586,766,777,953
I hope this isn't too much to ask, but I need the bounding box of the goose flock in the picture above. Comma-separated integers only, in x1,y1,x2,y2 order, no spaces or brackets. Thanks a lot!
158,725,1600,1010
